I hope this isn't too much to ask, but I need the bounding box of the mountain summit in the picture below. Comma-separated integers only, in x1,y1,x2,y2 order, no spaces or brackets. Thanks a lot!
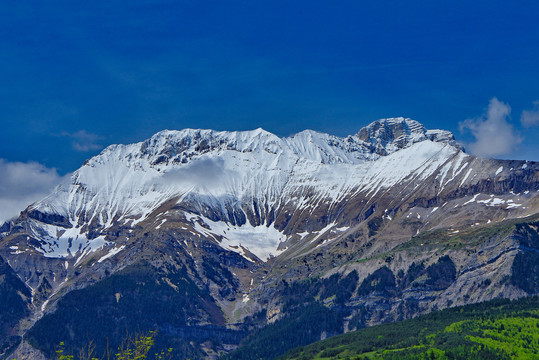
22,118,462,261
0,118,537,359
356,117,460,155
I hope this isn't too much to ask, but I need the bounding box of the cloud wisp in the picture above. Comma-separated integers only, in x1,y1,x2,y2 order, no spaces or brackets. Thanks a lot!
459,97,522,158
60,130,103,152
521,101,539,128
159,157,227,191
0,159,67,223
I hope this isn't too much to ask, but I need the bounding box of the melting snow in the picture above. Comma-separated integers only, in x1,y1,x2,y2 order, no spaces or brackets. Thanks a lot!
155,219,167,229
477,198,522,208
463,194,479,205
310,222,337,243
460,168,473,186
506,202,523,209
190,215,287,261
478,198,505,206
31,223,109,259
495,166,503,175
97,245,126,263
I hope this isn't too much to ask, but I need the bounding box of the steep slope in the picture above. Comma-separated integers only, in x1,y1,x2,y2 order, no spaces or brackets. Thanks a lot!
0,255,32,358
0,117,538,359
279,296,539,360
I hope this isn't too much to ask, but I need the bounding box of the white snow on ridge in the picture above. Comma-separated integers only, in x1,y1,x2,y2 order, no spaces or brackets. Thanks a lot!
21,121,468,261
30,122,459,225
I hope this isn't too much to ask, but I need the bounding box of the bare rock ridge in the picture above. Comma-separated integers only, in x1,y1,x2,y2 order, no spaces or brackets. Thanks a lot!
356,117,460,155
0,117,538,359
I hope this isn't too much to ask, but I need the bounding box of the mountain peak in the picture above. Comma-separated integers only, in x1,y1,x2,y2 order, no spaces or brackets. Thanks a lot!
356,117,459,156
89,121,463,176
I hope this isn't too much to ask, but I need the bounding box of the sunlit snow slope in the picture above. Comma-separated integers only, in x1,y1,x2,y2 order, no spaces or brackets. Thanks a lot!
13,117,536,261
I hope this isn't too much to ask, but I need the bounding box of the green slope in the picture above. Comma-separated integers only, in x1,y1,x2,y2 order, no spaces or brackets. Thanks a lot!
280,296,539,360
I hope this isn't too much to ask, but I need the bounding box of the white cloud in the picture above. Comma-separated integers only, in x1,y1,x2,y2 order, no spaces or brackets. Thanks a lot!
521,101,539,127
0,159,68,223
159,158,226,190
60,130,103,152
459,97,522,158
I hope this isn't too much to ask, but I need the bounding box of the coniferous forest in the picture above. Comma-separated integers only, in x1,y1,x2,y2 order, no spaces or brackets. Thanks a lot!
279,296,539,360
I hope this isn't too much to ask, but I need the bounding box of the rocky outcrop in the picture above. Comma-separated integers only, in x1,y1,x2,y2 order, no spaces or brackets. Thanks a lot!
0,255,32,358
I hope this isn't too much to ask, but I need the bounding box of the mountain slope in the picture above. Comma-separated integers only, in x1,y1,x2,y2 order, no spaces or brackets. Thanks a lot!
0,117,538,359
0,255,31,358
280,296,539,360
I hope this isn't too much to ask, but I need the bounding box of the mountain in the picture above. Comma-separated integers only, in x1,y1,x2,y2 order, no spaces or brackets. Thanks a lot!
279,295,539,360
0,117,538,359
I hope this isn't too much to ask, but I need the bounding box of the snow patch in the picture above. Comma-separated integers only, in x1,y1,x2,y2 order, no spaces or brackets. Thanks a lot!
310,222,337,244
463,194,479,205
32,223,110,260
477,197,522,208
97,245,126,263
155,219,167,229
190,215,287,261
460,168,473,186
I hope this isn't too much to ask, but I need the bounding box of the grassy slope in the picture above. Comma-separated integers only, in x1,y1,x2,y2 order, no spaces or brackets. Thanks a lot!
280,296,539,360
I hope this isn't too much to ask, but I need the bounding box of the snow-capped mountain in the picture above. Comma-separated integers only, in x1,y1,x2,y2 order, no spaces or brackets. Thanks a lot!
15,118,536,262
1,118,538,359
8,120,462,256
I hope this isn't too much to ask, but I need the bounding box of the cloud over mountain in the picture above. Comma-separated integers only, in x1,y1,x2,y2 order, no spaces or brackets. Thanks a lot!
459,98,522,158
0,159,66,223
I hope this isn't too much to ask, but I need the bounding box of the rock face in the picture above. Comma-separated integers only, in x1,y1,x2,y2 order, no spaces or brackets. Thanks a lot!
0,255,31,358
356,117,461,155
0,117,538,359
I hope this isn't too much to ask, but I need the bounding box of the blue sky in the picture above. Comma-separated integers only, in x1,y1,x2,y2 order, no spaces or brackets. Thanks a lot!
1,1,539,221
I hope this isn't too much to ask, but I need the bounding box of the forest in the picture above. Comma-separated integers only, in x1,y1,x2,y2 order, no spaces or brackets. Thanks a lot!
280,296,539,360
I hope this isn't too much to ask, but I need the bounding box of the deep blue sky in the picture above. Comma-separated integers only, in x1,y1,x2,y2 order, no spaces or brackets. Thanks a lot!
1,1,539,175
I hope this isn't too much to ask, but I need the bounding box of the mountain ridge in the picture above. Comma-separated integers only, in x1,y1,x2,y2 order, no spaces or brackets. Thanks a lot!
0,117,538,359
14,118,465,263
